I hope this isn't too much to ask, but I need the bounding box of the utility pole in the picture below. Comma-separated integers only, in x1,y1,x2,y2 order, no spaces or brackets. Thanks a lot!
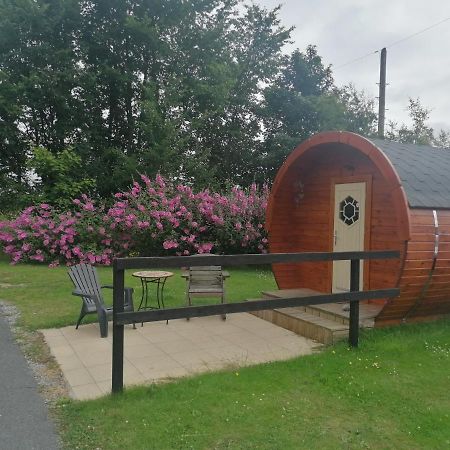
377,47,387,138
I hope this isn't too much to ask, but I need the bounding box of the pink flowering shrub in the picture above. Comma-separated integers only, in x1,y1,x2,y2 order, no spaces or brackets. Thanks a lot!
0,175,269,266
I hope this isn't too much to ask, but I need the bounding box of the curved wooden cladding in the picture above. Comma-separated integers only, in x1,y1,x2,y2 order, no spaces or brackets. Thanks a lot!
266,131,411,241
376,209,450,324
267,131,450,324
267,135,406,296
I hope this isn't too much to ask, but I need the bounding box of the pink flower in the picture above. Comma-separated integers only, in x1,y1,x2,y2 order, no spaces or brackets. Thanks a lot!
140,174,151,185
198,243,213,253
155,174,165,188
163,240,178,250
30,253,45,262
83,202,95,211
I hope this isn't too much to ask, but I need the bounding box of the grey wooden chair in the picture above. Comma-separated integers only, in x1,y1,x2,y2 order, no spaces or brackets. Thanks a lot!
68,263,134,338
186,265,226,320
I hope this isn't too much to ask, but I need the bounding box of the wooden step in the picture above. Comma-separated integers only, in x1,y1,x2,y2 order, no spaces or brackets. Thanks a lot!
262,288,322,300
305,302,382,327
252,308,349,345
304,304,350,325
256,288,382,344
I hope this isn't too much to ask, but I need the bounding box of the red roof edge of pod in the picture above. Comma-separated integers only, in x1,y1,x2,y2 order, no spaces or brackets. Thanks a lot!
265,131,411,241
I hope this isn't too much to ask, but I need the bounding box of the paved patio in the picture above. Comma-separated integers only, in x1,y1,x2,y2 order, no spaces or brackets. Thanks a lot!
41,313,321,400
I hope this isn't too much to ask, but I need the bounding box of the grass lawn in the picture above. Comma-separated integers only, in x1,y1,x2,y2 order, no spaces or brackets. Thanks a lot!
0,256,277,330
57,321,450,449
1,257,449,449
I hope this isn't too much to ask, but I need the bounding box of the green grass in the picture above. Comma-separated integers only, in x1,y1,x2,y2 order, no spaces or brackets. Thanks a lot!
0,256,277,330
1,257,449,449
57,321,450,449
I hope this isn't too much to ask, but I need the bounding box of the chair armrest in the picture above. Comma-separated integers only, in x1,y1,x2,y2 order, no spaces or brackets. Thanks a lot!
72,289,96,299
72,290,105,311
99,286,134,310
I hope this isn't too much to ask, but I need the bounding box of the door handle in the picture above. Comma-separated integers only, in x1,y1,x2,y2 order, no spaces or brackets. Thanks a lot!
334,231,337,246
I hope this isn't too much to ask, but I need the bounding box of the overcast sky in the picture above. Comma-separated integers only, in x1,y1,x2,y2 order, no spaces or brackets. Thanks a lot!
254,0,450,132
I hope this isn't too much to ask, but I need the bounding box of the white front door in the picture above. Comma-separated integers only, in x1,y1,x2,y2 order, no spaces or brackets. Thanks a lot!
332,182,366,292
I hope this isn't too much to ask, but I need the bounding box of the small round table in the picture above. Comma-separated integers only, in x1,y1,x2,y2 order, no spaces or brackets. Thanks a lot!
132,271,174,311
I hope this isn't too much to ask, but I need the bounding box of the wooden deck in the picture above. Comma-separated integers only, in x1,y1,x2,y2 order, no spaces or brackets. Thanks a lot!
252,288,383,345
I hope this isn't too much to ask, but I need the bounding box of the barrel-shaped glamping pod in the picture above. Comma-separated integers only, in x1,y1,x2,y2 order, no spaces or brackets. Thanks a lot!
266,131,450,325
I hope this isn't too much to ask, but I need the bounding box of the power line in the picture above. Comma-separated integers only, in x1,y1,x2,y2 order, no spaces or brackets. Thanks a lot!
386,16,450,49
334,16,450,70
334,50,379,70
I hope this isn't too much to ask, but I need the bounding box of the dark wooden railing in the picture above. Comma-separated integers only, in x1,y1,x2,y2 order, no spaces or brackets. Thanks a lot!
112,251,400,393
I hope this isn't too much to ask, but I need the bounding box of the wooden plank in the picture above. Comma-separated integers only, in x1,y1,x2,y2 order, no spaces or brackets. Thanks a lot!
403,250,435,260
435,259,450,268
115,251,400,270
406,242,435,251
115,288,400,325
112,266,125,394
409,215,435,225
410,225,436,234
399,274,450,284
409,233,437,242
401,268,434,277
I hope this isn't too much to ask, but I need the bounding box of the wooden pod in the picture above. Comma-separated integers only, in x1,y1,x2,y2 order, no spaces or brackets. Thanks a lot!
266,131,450,325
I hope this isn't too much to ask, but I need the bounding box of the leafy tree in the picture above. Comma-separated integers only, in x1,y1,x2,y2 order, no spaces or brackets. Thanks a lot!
28,147,95,209
386,98,449,148
0,0,385,208
259,46,377,181
386,98,434,145
434,130,450,149
0,0,83,210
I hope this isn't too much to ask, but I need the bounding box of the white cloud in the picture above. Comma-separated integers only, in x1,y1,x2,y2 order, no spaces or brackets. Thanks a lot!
253,0,450,131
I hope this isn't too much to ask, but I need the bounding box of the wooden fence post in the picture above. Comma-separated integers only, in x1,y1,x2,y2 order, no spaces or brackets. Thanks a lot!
349,259,360,347
112,263,125,393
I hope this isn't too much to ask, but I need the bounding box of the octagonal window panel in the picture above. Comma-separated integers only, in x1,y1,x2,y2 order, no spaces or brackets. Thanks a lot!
339,196,360,225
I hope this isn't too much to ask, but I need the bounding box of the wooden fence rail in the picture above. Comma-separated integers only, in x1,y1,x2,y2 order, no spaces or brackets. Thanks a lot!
112,251,400,393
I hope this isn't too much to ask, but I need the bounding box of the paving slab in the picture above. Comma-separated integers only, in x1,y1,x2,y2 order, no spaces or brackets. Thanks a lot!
0,316,59,450
42,313,321,400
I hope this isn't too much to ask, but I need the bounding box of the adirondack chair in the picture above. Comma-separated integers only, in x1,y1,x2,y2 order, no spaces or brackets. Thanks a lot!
186,265,226,320
68,263,134,338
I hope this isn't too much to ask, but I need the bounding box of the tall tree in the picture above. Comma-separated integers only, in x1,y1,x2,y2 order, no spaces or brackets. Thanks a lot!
259,46,376,181
386,98,435,145
0,0,383,209
0,0,82,204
